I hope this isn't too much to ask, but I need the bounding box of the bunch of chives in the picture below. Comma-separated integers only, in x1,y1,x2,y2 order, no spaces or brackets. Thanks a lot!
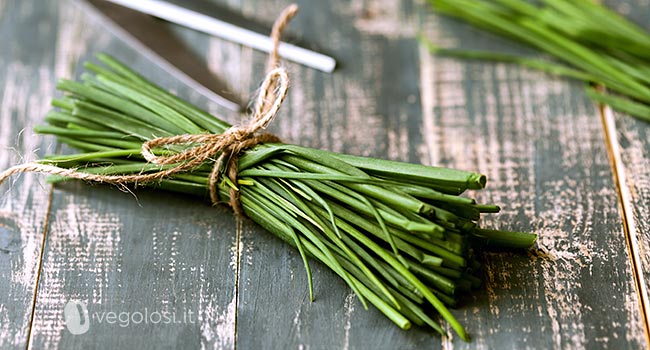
35,54,536,341
429,0,650,122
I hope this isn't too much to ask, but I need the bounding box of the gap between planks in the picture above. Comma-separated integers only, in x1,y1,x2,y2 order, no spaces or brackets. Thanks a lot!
599,104,650,345
233,217,243,350
24,185,55,350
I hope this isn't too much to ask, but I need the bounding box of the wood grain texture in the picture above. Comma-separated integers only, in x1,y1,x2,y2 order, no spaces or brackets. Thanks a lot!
0,0,647,349
601,0,650,340
30,185,239,349
419,7,646,349
230,1,441,349
223,0,646,349
23,1,241,349
0,1,60,348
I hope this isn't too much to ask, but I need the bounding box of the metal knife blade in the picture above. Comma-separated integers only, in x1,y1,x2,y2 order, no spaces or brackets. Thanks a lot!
104,0,337,73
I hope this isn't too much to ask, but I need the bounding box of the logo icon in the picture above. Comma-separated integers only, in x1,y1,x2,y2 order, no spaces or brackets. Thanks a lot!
63,300,90,335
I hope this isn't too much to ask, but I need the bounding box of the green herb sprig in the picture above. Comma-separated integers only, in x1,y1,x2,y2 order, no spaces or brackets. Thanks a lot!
428,0,650,122
34,54,536,341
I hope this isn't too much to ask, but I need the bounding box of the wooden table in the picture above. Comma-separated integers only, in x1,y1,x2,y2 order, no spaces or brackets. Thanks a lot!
1,0,648,348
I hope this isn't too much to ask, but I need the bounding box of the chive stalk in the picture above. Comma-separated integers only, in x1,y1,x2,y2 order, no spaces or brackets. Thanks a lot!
429,0,650,123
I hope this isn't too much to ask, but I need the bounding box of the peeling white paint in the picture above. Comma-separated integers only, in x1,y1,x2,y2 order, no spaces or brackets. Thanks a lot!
419,21,645,348
0,55,56,347
292,304,302,336
31,196,121,348
201,221,239,349
342,292,355,350
54,2,90,79
350,0,414,39
200,289,236,350
419,44,438,166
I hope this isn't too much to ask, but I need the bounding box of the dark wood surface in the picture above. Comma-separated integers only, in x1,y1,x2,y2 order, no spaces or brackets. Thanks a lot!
0,0,648,349
603,0,650,340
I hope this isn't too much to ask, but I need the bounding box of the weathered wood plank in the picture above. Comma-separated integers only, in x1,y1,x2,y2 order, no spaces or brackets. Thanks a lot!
30,185,239,349
229,1,444,349
234,0,645,349
22,1,240,349
0,1,61,348
419,7,646,349
601,0,650,341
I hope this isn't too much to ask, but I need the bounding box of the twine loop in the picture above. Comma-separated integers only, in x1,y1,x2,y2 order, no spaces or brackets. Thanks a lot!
138,66,288,215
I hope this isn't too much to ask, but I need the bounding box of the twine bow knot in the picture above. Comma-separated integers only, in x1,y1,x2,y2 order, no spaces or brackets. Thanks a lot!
140,67,289,215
